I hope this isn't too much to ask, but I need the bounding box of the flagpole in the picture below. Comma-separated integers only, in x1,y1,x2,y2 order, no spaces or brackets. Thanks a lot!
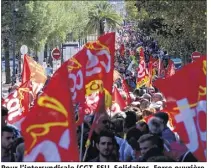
79,123,84,161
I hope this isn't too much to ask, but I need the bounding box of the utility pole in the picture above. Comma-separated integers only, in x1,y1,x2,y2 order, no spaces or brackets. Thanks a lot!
12,1,18,85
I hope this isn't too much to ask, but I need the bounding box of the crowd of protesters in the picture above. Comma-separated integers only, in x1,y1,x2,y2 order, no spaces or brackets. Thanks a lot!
1,26,198,162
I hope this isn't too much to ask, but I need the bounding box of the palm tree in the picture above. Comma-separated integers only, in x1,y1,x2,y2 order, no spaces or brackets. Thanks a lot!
86,2,123,36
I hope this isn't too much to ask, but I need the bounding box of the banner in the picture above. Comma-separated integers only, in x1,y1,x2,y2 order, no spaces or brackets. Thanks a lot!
165,59,176,78
110,87,127,115
67,33,115,125
22,61,79,161
2,81,32,130
154,58,206,161
136,47,149,88
22,55,47,97
84,33,115,109
122,79,132,105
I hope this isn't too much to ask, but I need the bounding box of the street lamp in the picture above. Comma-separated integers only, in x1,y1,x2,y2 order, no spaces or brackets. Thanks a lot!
12,1,18,85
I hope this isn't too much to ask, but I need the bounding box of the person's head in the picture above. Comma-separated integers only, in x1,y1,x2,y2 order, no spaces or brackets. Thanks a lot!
139,98,150,110
154,112,169,125
16,143,24,162
136,121,149,134
126,126,142,142
148,87,155,96
1,126,15,151
94,113,110,134
152,93,163,102
124,111,137,130
2,106,8,127
96,130,116,158
147,155,175,162
138,134,164,156
141,93,151,102
147,116,164,135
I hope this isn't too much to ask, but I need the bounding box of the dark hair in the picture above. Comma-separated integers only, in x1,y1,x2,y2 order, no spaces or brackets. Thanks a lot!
96,130,116,144
126,126,143,141
2,126,14,135
154,112,169,125
2,106,8,116
136,121,149,133
147,155,175,162
141,147,164,161
125,111,137,129
138,134,164,151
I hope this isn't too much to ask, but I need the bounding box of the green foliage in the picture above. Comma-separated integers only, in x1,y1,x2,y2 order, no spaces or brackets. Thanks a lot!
126,0,206,61
86,1,123,36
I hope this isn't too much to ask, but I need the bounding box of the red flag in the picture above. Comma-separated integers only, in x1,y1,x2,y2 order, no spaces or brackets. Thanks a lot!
119,44,125,56
2,81,32,129
83,92,106,161
122,79,132,105
165,60,176,78
22,55,47,97
136,47,149,88
146,61,153,87
67,33,115,125
110,87,126,115
154,58,206,161
22,61,79,161
139,47,144,60
84,33,115,109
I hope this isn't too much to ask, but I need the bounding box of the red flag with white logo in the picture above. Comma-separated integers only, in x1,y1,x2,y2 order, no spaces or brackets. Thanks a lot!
122,79,132,105
111,87,126,115
2,81,32,130
136,47,149,88
67,33,115,125
22,61,79,161
154,57,206,161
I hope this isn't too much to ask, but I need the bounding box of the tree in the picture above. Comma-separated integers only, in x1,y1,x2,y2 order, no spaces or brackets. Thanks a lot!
86,2,123,36
126,1,206,63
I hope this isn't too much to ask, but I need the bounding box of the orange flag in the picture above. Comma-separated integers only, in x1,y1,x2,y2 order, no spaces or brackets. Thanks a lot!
22,55,47,97
22,61,79,161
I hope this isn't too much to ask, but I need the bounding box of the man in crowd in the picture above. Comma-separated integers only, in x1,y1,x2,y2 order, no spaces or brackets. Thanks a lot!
136,134,165,161
1,126,15,162
2,106,21,138
89,130,118,162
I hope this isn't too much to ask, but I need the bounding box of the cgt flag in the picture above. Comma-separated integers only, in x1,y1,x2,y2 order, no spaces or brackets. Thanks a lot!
67,33,115,125
154,57,206,161
110,87,127,116
136,47,149,88
22,55,47,97
22,61,79,161
2,81,32,130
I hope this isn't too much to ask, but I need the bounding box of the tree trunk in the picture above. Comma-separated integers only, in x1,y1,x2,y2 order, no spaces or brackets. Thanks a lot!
60,44,64,65
35,49,38,62
44,43,48,62
48,48,53,67
99,21,104,36
18,52,21,74
3,38,11,84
